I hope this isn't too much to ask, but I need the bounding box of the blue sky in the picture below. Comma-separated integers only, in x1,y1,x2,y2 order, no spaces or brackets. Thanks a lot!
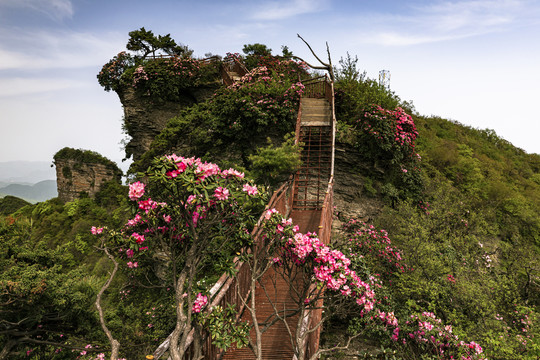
1,0,539,170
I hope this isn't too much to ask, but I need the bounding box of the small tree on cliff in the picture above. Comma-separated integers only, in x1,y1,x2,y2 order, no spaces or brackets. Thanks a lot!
127,27,193,59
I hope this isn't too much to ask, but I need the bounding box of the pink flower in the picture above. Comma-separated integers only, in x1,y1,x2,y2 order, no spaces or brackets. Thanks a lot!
222,168,245,178
192,293,208,313
265,208,278,220
91,226,103,235
242,183,259,195
138,198,158,212
129,181,145,201
127,261,138,268
214,187,229,201
126,214,142,227
132,232,145,244
126,249,134,258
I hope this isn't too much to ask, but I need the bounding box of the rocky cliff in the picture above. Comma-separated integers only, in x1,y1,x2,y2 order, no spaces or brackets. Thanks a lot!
119,85,219,162
54,148,122,202
333,142,384,222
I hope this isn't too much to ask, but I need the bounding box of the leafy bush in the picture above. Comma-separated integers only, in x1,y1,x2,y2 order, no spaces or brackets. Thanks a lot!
355,105,423,202
130,57,220,103
248,132,302,187
132,59,307,174
97,51,135,92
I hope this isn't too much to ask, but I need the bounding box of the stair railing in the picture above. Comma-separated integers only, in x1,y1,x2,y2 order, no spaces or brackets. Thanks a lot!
220,56,249,86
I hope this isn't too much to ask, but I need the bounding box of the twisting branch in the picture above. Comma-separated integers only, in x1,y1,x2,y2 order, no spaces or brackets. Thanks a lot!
96,240,121,360
294,34,335,81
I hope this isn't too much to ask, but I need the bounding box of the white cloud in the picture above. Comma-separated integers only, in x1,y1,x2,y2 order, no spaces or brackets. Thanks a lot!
0,0,73,20
251,0,328,20
0,29,125,70
361,0,531,46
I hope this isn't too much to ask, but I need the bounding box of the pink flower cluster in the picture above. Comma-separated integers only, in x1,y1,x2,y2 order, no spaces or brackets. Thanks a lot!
91,226,103,235
265,211,378,316
345,221,408,275
131,232,145,244
214,186,230,201
129,181,145,201
242,183,258,195
118,155,264,269
404,312,485,359
361,106,418,149
192,293,208,313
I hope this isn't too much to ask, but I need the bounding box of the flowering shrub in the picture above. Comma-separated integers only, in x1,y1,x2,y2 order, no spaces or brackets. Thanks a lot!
97,51,135,92
213,64,304,137
245,54,310,79
91,154,267,358
399,312,486,359
130,57,219,103
356,105,423,201
261,209,385,322
340,218,490,359
97,53,219,103
342,219,409,280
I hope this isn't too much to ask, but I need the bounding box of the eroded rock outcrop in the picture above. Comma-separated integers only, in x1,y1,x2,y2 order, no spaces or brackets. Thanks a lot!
119,85,219,162
54,148,122,202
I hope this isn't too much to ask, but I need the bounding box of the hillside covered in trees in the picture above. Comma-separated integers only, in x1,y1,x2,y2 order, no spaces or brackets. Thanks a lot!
1,30,538,359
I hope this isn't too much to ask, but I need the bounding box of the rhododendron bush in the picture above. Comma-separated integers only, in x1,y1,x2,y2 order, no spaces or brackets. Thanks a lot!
130,54,308,176
356,105,424,202
211,61,306,144
336,218,488,360
92,154,267,359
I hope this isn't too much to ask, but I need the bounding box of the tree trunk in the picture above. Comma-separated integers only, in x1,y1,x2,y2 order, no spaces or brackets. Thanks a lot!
169,272,188,360
0,340,16,360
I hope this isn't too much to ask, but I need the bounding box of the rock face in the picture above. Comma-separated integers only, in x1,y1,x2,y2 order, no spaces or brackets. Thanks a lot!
54,148,122,203
119,85,219,162
333,142,384,222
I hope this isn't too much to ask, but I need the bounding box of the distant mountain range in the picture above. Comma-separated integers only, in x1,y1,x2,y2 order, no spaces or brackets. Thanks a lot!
0,180,57,203
0,161,56,183
0,161,57,203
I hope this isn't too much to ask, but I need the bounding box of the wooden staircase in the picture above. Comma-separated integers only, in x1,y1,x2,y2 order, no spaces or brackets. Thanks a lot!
293,98,333,211
223,77,335,360
150,63,336,360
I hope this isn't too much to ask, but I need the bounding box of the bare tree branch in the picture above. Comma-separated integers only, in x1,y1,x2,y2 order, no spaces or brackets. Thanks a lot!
96,242,121,360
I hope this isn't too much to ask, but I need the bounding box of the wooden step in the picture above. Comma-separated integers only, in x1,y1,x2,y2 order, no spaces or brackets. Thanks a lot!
301,98,328,105
301,104,330,115
301,115,332,126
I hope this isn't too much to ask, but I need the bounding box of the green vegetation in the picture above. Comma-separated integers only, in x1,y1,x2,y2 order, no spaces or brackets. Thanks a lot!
54,147,122,177
0,183,128,358
0,195,30,215
97,29,219,104
130,52,308,176
319,53,540,359
2,33,538,359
